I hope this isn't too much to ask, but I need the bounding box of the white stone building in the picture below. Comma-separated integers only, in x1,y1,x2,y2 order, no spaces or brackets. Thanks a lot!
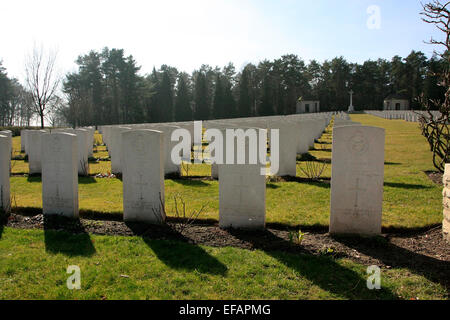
296,100,320,113
383,94,410,111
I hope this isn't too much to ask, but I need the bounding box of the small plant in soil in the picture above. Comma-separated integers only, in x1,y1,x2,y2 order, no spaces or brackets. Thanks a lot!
172,193,208,233
297,230,305,245
300,143,329,180
288,229,305,245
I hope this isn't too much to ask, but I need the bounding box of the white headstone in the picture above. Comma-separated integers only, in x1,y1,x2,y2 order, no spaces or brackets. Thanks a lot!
122,129,165,223
0,131,12,174
41,132,78,217
28,130,46,174
86,127,95,157
0,130,12,156
274,123,298,176
219,129,266,229
20,130,27,152
0,135,10,214
24,130,30,155
75,129,90,176
111,126,132,174
329,126,385,235
159,125,182,175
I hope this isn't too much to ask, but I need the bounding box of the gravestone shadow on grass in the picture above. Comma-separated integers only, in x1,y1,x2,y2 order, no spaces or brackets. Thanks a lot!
0,211,9,239
126,222,227,276
26,175,41,183
227,229,398,299
270,177,331,189
332,235,450,289
172,179,210,187
383,182,433,190
44,215,96,257
78,176,97,184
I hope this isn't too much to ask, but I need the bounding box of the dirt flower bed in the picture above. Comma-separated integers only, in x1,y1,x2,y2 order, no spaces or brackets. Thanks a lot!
4,212,449,289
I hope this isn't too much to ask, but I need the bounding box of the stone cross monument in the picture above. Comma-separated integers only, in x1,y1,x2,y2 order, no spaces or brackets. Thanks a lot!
348,90,355,112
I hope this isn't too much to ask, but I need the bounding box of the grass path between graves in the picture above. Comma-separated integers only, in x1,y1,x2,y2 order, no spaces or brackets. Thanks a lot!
8,115,443,230
0,227,447,300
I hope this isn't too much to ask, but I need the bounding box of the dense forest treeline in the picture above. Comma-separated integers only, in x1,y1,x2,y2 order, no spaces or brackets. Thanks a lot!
0,62,34,127
0,48,447,127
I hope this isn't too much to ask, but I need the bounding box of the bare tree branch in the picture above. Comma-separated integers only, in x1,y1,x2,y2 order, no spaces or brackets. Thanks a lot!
24,44,60,128
417,1,450,172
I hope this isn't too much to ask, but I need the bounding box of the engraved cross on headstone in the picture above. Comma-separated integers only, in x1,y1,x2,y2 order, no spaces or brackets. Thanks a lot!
135,174,148,202
230,173,254,206
349,177,367,209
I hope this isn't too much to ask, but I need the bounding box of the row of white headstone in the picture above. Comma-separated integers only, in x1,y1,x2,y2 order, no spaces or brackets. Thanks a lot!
21,128,95,175
99,113,332,177
0,112,387,236
365,110,442,122
97,113,333,228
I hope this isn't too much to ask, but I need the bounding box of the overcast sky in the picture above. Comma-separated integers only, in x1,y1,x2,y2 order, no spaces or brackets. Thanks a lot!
0,0,444,83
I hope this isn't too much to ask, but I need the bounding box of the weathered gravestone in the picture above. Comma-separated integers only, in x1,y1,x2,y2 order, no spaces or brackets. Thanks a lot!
20,130,27,152
271,122,297,176
111,126,132,174
41,132,78,217
75,129,90,176
442,164,450,243
28,130,47,174
295,121,315,155
204,124,227,179
219,129,267,229
0,130,12,156
85,127,95,157
0,131,12,174
159,125,182,175
329,125,385,235
0,135,10,214
122,129,165,223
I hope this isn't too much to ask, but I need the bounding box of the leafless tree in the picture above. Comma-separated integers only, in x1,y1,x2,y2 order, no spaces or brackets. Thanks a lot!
24,45,60,128
417,1,450,172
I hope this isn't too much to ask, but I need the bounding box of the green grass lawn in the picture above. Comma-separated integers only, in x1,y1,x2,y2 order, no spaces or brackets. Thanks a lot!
0,227,447,300
8,115,443,230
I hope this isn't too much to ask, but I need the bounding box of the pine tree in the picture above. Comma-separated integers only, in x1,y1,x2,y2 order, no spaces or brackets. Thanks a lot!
159,70,174,122
260,75,273,116
213,74,224,119
175,73,192,121
194,72,209,120
238,66,252,117
148,67,161,123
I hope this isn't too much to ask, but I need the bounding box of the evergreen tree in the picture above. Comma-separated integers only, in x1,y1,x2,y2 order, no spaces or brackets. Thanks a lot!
213,74,224,119
147,67,161,123
260,74,274,116
174,72,192,121
159,70,174,122
194,71,209,120
238,66,252,117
